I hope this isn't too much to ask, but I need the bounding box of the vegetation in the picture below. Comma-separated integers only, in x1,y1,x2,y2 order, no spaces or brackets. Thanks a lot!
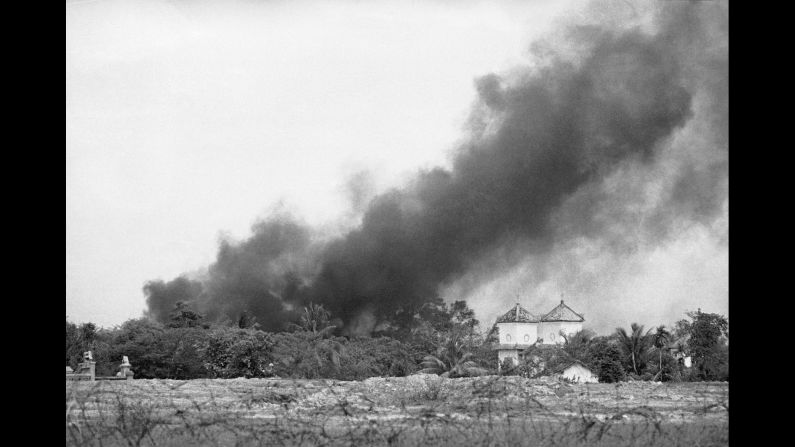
651,326,672,381
586,337,626,383
683,310,729,381
66,303,727,383
615,323,653,377
419,332,488,378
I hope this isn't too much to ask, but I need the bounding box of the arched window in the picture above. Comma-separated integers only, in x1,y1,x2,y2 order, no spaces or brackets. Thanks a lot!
506,334,511,342
524,334,530,342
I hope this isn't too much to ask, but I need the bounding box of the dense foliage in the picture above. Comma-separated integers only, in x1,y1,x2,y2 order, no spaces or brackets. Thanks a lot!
66,303,727,382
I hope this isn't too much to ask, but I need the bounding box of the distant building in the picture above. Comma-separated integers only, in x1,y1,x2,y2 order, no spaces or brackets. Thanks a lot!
667,336,693,368
494,300,585,369
556,361,598,383
494,303,539,368
539,300,586,345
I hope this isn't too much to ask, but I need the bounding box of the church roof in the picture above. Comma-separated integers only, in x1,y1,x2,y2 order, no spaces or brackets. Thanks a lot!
541,300,585,322
551,360,592,374
495,303,540,323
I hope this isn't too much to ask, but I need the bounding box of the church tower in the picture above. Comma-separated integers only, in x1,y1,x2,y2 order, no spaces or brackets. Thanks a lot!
539,300,585,344
492,299,586,370
494,303,540,368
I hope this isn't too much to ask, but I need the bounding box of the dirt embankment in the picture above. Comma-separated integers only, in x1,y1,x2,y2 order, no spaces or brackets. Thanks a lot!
66,375,728,446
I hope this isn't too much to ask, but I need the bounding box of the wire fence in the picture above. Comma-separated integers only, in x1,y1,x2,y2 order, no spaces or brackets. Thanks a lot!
66,375,728,446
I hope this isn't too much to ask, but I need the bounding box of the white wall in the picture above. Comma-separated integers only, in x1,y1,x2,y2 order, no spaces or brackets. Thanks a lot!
539,321,582,344
496,322,538,345
561,364,597,383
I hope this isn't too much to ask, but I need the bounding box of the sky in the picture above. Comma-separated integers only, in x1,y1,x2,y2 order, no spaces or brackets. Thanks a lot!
66,0,728,333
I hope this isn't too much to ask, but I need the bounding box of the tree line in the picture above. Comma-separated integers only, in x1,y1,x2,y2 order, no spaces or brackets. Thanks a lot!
499,310,728,382
66,301,727,382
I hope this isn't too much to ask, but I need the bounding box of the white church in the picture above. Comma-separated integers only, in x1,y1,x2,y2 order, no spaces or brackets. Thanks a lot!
493,300,585,368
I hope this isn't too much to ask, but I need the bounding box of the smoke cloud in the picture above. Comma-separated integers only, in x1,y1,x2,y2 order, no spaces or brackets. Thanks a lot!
144,0,727,334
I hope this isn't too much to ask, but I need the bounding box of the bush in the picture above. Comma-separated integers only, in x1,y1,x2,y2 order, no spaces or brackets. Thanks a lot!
201,327,275,378
499,358,519,376
336,336,417,380
105,318,170,378
648,351,680,382
587,338,625,383
520,345,572,378
598,359,626,383
400,374,446,401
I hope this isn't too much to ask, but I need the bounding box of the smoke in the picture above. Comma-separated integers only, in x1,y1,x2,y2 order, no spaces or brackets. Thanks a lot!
144,0,727,334
144,276,204,323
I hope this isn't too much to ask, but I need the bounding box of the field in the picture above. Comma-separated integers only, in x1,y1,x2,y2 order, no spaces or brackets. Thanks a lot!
66,375,728,446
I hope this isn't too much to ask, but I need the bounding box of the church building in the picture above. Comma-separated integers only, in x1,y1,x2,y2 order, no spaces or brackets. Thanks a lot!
494,300,585,368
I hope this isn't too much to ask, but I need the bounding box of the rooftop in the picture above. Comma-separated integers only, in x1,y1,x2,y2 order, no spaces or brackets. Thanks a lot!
495,303,541,323
551,360,592,374
541,300,585,322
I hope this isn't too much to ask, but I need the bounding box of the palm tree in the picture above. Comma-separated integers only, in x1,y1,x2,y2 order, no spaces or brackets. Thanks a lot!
615,323,653,376
652,326,672,380
420,333,488,378
284,303,344,376
292,303,334,336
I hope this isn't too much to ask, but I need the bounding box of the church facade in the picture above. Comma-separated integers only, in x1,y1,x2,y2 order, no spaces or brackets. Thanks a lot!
493,300,585,368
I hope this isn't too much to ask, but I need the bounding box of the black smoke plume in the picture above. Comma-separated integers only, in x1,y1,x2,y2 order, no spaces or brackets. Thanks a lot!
144,1,727,334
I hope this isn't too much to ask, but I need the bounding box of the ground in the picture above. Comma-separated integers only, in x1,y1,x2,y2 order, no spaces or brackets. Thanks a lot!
66,375,728,446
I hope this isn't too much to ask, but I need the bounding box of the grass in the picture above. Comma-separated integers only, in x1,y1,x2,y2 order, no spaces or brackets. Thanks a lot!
66,375,728,446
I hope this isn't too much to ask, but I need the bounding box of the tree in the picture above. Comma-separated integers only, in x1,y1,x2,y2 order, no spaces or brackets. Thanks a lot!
499,357,519,376
420,332,488,378
335,336,418,379
686,310,728,381
167,301,206,329
106,318,169,378
449,300,479,332
201,327,274,378
615,323,653,376
520,344,573,378
586,337,625,383
66,318,79,366
651,326,672,381
66,319,102,369
291,303,334,336
237,311,259,329
270,331,346,378
672,318,691,340
561,329,596,363
273,303,346,378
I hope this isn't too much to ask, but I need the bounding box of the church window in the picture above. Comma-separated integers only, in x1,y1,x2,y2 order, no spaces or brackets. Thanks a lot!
524,334,530,342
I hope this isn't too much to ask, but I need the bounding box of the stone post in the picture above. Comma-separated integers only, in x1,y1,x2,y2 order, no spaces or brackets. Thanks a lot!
79,351,96,381
120,355,133,380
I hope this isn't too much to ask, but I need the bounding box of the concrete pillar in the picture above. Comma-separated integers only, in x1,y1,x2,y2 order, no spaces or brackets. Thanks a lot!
120,356,133,380
78,361,96,380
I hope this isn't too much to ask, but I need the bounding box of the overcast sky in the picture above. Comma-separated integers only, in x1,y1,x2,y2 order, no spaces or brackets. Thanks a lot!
66,0,727,332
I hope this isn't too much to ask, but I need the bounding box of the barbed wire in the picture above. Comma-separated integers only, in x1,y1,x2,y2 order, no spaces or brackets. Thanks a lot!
66,376,728,446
